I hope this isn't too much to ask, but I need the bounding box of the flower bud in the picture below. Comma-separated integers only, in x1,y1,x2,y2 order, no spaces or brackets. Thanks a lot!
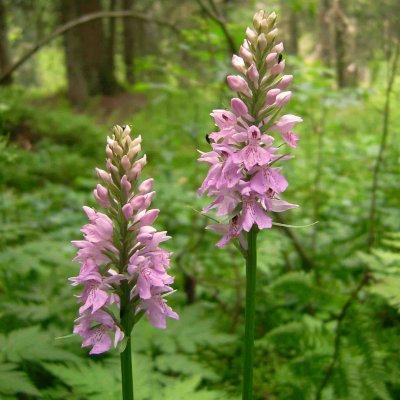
129,195,144,211
94,184,110,208
246,64,259,86
273,42,284,54
139,209,160,226
253,10,264,30
266,88,281,105
121,155,131,171
112,125,123,137
122,125,131,138
277,75,293,90
257,33,268,52
128,144,141,160
245,27,258,45
266,28,278,43
227,75,252,97
131,135,142,146
239,45,253,64
271,60,285,76
266,12,277,29
106,159,118,174
260,19,269,34
275,91,292,108
138,178,154,194
265,52,277,68
136,155,147,169
113,143,123,156
142,191,155,209
121,175,131,195
232,55,247,74
231,98,248,116
106,145,113,159
122,203,133,220
96,168,111,183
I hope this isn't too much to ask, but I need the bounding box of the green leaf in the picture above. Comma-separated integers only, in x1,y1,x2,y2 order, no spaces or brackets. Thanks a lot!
0,363,41,397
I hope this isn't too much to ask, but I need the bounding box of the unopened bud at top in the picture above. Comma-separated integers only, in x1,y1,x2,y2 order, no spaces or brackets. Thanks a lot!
266,28,278,43
112,125,123,139
252,10,264,30
257,33,268,52
245,27,258,45
128,144,141,159
266,12,277,28
131,135,142,146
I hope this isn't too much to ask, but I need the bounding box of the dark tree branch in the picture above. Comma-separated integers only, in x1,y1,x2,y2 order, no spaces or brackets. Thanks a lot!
315,272,372,400
367,39,400,249
0,10,180,84
195,0,237,55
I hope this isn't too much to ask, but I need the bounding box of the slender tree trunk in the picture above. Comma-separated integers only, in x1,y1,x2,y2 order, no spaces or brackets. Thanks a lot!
287,6,299,55
122,0,135,84
317,0,331,65
106,0,118,78
333,0,347,87
0,0,12,85
279,0,299,55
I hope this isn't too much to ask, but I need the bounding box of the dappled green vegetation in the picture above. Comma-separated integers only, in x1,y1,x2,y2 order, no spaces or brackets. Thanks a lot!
0,0,400,399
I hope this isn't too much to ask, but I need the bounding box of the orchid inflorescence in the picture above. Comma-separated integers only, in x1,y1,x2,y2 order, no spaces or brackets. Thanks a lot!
70,125,178,355
198,10,302,248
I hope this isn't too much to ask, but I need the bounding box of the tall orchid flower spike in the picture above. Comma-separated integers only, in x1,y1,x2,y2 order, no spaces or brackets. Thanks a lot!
198,10,302,400
70,125,178,400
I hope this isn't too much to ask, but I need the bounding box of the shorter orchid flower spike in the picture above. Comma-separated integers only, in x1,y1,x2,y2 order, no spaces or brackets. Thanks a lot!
70,125,178,355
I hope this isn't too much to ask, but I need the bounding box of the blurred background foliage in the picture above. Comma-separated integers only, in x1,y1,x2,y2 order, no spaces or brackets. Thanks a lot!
0,0,399,399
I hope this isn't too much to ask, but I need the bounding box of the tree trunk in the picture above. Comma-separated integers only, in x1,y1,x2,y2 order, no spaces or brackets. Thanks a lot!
279,0,299,55
60,0,88,103
106,0,118,80
0,0,12,85
287,5,299,55
60,0,118,103
317,0,331,66
77,0,117,95
122,0,135,84
333,0,347,87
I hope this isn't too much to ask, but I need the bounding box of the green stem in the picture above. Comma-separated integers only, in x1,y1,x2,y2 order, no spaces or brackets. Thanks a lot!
120,337,134,400
120,282,134,400
242,226,258,400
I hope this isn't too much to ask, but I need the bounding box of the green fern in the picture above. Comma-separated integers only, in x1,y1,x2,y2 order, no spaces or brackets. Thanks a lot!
0,364,41,397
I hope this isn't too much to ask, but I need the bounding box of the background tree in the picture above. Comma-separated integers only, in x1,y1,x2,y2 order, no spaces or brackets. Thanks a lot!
60,0,118,103
0,0,12,85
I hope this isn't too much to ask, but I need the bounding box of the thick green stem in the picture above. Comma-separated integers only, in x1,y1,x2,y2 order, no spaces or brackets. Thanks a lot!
242,226,258,400
120,281,134,400
120,337,134,400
